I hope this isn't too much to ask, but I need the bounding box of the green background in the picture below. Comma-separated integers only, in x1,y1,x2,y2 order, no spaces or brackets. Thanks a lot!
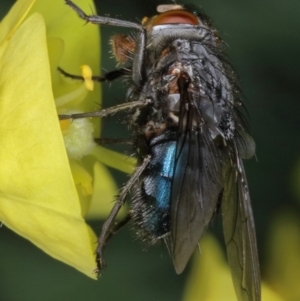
1,0,300,300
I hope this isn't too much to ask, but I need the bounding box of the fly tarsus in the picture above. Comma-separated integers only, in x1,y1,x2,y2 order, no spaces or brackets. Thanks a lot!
95,156,151,275
64,0,142,30
57,66,129,83
95,138,133,145
58,99,152,120
95,214,131,276
64,0,91,23
57,67,86,81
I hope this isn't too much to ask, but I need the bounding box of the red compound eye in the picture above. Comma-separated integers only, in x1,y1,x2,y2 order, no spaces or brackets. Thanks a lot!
152,10,199,26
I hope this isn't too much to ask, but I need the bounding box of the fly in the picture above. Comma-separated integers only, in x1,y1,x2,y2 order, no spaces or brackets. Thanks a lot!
60,2,261,301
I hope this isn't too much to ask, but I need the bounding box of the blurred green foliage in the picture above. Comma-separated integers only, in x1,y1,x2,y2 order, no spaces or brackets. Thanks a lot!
1,0,300,300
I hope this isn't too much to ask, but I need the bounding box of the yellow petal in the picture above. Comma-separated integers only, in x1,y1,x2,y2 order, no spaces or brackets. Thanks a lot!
0,0,35,45
266,212,300,301
30,0,101,112
262,286,285,301
91,146,137,174
70,160,93,197
183,235,236,301
69,160,93,217
86,161,127,220
0,14,97,279
47,37,92,109
183,235,283,301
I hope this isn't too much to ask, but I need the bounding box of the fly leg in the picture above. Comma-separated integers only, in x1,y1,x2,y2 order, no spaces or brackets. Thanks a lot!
64,0,146,85
59,98,152,120
64,0,142,30
100,213,131,248
57,66,130,83
95,155,151,276
95,138,133,146
57,63,148,121
92,214,131,276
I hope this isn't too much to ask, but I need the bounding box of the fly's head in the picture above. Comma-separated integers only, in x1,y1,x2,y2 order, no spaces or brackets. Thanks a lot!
110,4,220,65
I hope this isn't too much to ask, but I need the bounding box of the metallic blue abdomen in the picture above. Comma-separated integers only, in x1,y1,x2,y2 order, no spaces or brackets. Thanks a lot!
131,132,176,241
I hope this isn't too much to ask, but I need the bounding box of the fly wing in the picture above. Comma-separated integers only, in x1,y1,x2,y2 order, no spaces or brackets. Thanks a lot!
171,130,223,274
170,80,223,274
222,156,261,301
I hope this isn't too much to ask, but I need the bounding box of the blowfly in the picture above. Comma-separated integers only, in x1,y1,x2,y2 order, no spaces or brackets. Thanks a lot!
60,1,261,300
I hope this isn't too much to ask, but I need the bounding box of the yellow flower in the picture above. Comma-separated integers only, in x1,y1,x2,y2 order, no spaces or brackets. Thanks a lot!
0,0,135,279
183,235,283,301
265,211,300,301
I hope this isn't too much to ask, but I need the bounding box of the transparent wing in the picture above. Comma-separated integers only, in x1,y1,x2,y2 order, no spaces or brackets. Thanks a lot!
170,86,223,274
222,156,261,301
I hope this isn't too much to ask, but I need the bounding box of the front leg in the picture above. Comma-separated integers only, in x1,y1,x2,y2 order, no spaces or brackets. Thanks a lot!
59,98,152,120
64,0,142,30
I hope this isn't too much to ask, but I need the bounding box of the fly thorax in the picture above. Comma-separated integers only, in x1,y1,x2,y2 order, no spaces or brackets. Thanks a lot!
142,27,238,142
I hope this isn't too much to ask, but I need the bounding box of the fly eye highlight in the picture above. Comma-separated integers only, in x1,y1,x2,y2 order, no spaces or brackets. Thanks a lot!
157,4,184,13
152,10,199,26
